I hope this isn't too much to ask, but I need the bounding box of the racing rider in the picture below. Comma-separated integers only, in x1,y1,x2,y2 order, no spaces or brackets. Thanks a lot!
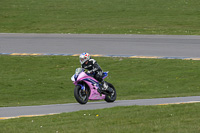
79,52,109,93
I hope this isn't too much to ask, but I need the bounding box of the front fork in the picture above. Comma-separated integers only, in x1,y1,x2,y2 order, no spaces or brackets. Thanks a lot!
77,84,87,96
78,84,85,91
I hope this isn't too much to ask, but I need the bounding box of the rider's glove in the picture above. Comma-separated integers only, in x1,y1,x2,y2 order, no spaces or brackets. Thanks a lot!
88,68,98,74
87,70,93,74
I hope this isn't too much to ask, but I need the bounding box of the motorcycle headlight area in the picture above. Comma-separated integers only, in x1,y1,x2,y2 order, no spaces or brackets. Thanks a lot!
71,75,75,82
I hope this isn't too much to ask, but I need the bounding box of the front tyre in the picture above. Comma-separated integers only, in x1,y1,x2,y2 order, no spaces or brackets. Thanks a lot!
74,85,88,104
104,82,117,102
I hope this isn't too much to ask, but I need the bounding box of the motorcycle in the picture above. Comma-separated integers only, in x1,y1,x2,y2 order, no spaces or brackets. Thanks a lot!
71,68,117,104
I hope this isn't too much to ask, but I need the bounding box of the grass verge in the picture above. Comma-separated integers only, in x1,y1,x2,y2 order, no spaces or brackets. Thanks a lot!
0,55,200,107
1,103,200,133
0,0,200,35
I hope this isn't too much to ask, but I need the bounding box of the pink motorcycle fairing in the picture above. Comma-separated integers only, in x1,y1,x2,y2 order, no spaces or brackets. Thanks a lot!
72,68,108,100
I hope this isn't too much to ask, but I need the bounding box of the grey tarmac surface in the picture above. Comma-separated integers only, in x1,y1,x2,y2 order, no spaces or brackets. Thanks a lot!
0,33,200,57
1,96,200,119
0,33,200,119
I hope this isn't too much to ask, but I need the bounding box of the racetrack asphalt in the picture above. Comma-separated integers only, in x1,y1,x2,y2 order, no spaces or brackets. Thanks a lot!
0,33,200,58
0,33,200,120
1,96,200,120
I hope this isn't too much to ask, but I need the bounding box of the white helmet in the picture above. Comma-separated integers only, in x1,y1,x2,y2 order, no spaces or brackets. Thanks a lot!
79,52,91,64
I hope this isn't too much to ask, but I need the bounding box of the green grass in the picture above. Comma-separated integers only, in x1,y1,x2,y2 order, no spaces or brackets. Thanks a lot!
0,0,200,35
1,55,200,107
1,103,200,133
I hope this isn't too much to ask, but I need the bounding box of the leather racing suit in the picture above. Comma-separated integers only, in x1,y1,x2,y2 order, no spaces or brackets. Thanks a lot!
81,58,104,83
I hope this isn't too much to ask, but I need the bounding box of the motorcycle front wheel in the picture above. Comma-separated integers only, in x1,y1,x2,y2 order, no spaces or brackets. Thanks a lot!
74,85,88,104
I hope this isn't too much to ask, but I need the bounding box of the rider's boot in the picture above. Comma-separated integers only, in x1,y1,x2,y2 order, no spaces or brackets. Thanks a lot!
98,81,113,94
97,81,106,93
102,81,113,93
102,81,108,90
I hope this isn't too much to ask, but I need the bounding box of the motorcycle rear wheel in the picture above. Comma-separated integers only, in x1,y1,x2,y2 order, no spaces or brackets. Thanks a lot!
74,85,88,104
104,82,117,102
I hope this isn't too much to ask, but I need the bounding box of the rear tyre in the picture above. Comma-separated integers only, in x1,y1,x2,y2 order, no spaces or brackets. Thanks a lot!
104,82,117,102
74,85,88,104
